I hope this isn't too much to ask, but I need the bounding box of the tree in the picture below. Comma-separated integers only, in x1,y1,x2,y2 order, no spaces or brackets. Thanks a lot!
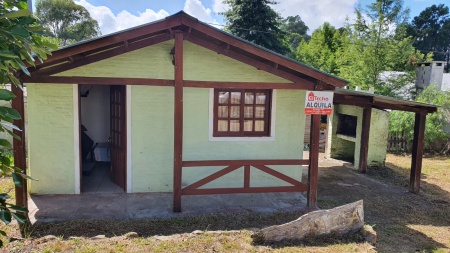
0,0,55,247
222,0,289,55
390,85,450,152
296,22,343,75
281,15,310,55
36,0,101,46
406,4,450,61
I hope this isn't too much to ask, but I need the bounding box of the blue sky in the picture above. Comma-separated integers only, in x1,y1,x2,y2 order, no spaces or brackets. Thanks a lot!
32,0,449,35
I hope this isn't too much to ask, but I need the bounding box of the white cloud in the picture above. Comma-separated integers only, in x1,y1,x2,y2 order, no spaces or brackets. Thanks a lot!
74,0,169,35
274,0,357,32
74,0,220,35
212,0,228,14
184,0,217,24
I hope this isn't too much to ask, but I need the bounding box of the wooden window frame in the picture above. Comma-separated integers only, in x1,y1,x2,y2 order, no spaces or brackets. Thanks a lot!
213,89,272,137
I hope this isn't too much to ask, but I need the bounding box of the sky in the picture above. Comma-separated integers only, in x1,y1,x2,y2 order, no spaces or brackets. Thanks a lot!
32,0,449,36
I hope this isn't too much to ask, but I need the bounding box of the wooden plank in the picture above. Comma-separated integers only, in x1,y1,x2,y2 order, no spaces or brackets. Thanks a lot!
409,113,426,193
182,159,309,167
28,17,182,67
183,80,311,90
184,165,242,190
183,19,348,87
22,76,174,86
358,107,372,173
185,35,314,87
11,84,27,210
34,33,172,76
182,186,305,195
252,165,306,190
308,114,321,209
173,32,184,212
244,165,250,188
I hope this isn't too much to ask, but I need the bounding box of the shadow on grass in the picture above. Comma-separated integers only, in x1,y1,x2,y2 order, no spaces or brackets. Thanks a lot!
313,162,450,252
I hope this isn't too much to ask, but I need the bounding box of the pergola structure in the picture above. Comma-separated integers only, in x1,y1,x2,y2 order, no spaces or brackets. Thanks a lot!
333,88,438,193
10,12,435,214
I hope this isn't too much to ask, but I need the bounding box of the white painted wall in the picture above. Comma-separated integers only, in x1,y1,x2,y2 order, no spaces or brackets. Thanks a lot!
80,85,110,144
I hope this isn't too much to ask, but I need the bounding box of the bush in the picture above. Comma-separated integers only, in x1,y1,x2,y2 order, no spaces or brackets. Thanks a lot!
389,85,450,153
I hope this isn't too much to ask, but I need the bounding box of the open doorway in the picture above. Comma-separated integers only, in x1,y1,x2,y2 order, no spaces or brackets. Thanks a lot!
79,84,127,193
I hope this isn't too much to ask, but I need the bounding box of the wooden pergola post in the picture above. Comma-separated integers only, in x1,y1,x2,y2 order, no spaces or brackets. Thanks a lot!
409,112,426,193
307,114,321,209
173,32,184,212
11,84,27,209
358,107,372,173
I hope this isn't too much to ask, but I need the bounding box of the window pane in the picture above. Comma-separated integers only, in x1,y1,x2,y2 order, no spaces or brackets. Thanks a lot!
245,92,254,104
230,120,240,131
256,93,266,104
231,92,241,104
230,106,240,118
218,106,228,118
218,120,228,131
244,120,253,131
218,92,229,104
255,120,265,131
255,106,265,118
244,106,253,118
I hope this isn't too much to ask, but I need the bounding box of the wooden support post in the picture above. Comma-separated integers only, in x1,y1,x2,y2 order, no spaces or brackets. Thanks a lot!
307,114,321,209
11,84,27,209
173,32,184,212
409,113,426,193
358,107,372,173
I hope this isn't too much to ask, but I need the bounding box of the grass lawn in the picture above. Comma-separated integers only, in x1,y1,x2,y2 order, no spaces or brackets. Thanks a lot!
1,154,449,252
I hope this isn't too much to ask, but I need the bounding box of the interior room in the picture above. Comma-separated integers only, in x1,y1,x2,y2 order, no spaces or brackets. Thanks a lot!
79,84,123,193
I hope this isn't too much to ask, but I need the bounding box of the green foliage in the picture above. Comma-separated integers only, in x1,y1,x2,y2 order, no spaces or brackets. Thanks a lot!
0,0,53,247
0,0,56,87
405,4,450,61
280,15,310,56
295,0,431,97
296,22,344,75
222,0,289,55
36,0,101,47
389,85,450,151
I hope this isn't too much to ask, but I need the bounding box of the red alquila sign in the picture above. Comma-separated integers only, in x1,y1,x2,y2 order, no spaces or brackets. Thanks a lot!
304,91,334,115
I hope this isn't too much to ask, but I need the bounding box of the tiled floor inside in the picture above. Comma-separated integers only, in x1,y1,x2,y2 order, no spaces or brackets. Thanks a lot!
82,162,124,193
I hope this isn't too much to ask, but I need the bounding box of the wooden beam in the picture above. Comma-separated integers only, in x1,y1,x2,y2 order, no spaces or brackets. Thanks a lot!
184,165,241,190
182,186,306,195
173,32,184,212
183,19,348,87
22,76,174,86
409,113,426,193
253,165,306,188
308,114,321,209
358,107,372,173
182,159,309,167
244,165,250,188
183,80,312,90
28,17,182,67
33,33,172,76
185,35,314,86
11,84,27,211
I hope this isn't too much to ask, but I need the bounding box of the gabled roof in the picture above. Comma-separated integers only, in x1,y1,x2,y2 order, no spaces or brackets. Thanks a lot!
24,11,347,89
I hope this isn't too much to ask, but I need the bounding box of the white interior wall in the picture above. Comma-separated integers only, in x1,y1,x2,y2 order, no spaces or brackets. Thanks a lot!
80,85,110,144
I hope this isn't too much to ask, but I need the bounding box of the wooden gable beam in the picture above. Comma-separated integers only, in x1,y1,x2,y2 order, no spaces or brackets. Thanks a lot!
28,16,182,68
182,18,347,87
183,80,312,90
31,33,172,76
185,35,314,89
31,34,171,75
